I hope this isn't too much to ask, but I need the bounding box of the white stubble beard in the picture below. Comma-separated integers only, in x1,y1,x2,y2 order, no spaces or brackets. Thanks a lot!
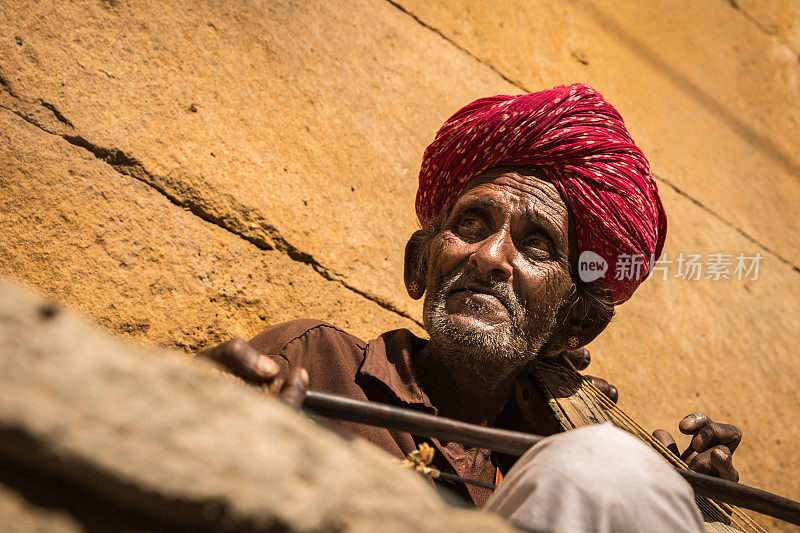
422,269,560,376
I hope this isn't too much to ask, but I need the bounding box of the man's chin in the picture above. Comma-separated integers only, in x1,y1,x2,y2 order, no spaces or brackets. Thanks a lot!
429,313,517,351
445,313,510,333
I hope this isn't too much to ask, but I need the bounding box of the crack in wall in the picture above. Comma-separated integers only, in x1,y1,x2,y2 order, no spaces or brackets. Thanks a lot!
385,0,800,276
653,174,800,275
38,99,74,128
722,0,800,58
386,0,532,91
0,95,422,327
0,73,17,98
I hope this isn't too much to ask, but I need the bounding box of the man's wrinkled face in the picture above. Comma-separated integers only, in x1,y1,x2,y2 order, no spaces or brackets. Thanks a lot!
422,168,576,367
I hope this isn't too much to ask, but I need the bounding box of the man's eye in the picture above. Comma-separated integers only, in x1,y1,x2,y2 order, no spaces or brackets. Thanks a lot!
522,234,552,255
456,214,487,238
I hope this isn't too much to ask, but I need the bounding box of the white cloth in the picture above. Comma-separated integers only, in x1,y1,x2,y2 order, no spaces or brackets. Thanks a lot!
483,424,705,533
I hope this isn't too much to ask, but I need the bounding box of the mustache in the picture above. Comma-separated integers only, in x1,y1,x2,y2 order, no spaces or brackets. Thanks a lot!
439,270,522,315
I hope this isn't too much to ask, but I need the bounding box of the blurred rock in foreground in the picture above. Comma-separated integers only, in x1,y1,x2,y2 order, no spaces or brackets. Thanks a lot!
0,278,514,532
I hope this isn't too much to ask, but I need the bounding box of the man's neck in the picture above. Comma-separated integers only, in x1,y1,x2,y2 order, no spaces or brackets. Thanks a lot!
413,341,522,427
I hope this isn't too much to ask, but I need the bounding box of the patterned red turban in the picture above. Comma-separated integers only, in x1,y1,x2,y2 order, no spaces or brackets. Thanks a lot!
416,83,667,304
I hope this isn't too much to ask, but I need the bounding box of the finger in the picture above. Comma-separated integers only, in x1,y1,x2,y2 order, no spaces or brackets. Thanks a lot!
687,451,714,476
652,429,681,457
564,347,591,371
680,447,698,464
278,367,308,408
710,446,739,482
607,385,619,404
200,338,280,382
265,376,285,396
584,376,618,403
692,422,742,453
679,412,711,435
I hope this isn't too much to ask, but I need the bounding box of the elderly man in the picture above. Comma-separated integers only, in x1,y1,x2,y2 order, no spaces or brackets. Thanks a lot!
200,84,743,532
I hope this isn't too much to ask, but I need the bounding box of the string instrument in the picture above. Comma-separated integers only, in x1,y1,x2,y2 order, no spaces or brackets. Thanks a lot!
516,359,767,532
302,364,800,529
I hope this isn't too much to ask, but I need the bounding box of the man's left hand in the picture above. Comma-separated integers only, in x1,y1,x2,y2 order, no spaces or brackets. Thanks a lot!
562,347,619,404
653,413,742,482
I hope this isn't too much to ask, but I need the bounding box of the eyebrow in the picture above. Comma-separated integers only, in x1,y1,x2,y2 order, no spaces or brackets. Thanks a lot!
454,195,506,213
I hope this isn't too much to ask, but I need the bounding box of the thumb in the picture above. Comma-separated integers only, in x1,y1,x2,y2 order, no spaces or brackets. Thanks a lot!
653,429,680,456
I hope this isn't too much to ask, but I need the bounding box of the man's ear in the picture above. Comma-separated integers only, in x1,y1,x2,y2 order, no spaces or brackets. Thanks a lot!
559,293,612,350
404,230,427,300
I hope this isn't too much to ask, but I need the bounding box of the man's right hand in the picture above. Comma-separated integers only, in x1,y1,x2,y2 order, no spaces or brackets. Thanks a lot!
197,338,308,407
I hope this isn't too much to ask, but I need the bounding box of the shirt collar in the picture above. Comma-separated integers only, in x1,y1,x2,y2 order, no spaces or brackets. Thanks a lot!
359,328,437,413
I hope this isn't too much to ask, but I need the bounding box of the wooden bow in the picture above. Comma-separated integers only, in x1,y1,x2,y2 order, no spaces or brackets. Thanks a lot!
302,381,800,529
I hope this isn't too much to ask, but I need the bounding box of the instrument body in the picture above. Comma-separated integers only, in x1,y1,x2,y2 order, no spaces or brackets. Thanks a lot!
518,361,766,532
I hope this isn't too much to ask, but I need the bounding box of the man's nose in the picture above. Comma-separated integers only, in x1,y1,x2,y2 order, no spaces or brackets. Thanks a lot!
468,231,514,280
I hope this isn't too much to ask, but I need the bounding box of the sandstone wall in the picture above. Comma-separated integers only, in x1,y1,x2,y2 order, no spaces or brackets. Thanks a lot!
0,1,798,530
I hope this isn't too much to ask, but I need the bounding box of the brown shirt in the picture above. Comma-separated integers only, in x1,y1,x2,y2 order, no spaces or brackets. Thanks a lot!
249,319,534,507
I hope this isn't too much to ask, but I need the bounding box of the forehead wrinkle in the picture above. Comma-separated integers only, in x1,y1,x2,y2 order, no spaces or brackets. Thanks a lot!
459,180,565,223
467,171,567,217
519,193,565,240
496,174,572,256
487,182,569,250
452,193,506,215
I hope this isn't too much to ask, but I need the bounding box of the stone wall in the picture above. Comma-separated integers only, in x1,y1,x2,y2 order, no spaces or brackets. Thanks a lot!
1,1,798,530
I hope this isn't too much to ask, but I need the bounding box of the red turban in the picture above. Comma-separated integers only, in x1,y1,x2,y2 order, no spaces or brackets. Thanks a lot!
415,83,666,304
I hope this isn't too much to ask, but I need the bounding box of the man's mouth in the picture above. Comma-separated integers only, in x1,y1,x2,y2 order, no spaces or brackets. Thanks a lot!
450,283,509,309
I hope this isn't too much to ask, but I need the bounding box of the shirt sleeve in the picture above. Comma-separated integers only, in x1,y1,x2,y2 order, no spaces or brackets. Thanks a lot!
247,319,367,393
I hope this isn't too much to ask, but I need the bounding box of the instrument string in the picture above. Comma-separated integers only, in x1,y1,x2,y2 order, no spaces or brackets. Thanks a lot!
552,358,733,524
550,355,766,531
578,375,767,533
582,379,731,524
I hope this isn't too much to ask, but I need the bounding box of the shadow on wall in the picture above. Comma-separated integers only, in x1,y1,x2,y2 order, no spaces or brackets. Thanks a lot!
575,0,800,181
